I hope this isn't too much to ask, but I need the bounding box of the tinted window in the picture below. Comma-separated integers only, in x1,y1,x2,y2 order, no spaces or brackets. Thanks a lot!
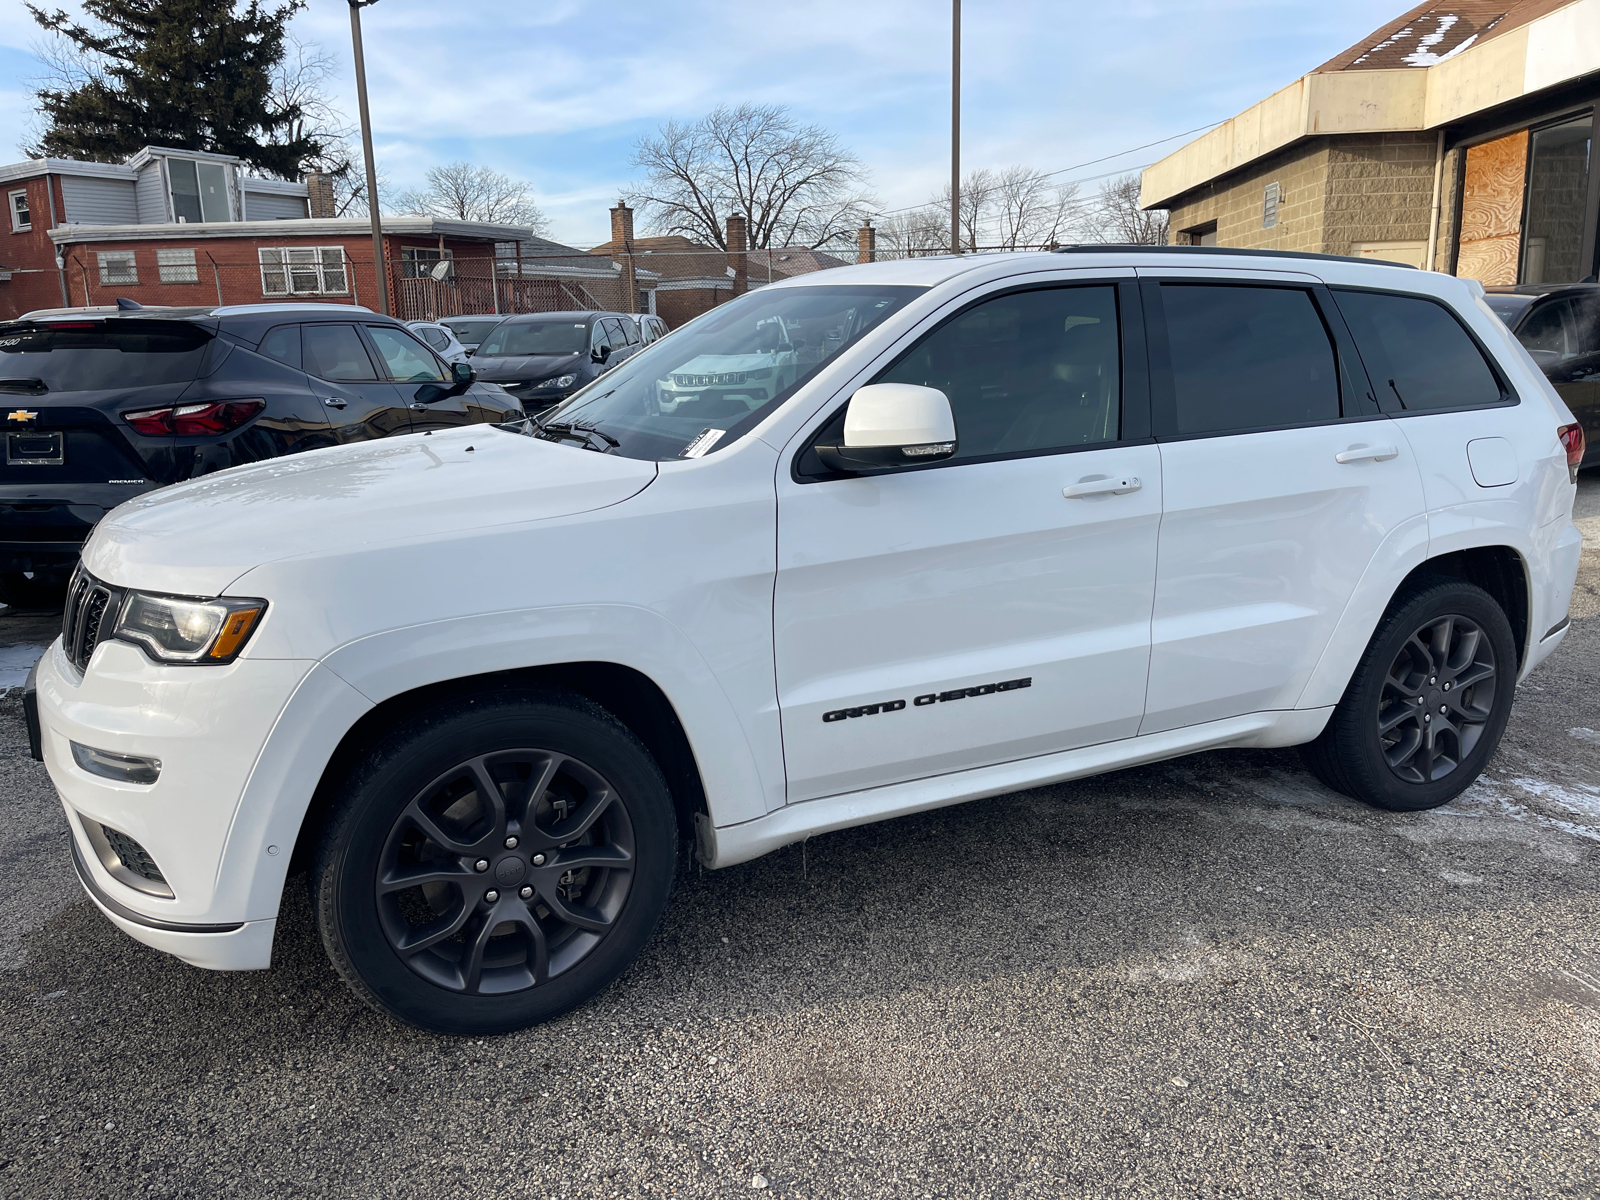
367,325,447,382
1159,285,1340,435
0,319,211,392
1483,293,1535,327
620,318,641,346
302,324,377,382
416,326,449,351
877,285,1121,460
1519,300,1576,357
600,318,628,350
478,320,588,357
1573,294,1600,355
440,317,503,344
258,324,300,368
1334,289,1503,411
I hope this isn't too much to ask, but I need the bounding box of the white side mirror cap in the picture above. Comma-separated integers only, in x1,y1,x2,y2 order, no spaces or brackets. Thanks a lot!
843,383,956,448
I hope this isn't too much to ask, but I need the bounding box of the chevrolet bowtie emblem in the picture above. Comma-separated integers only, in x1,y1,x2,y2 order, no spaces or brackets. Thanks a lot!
7,409,38,423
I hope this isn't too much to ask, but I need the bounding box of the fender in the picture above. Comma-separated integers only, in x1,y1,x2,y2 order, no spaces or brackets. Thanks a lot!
220,603,778,924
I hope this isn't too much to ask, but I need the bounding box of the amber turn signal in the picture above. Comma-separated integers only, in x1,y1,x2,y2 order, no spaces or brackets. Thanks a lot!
207,606,265,660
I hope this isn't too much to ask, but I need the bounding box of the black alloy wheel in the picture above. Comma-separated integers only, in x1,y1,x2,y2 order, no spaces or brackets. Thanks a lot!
1376,613,1497,785
376,749,636,996
314,688,676,1035
1302,578,1517,812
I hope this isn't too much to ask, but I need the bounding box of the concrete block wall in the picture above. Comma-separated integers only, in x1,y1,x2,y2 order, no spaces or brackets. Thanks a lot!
1165,140,1334,253
1322,132,1440,257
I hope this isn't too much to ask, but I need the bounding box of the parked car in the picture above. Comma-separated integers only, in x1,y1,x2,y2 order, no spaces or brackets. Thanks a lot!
406,320,472,365
437,315,507,355
29,248,1583,1036
469,310,642,414
0,301,522,607
1484,282,1600,467
625,313,671,345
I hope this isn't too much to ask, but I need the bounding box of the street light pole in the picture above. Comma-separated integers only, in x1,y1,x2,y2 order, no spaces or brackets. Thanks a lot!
348,0,388,314
950,0,960,255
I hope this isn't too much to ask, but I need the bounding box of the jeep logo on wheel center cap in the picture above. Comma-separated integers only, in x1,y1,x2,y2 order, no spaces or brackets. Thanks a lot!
494,857,528,886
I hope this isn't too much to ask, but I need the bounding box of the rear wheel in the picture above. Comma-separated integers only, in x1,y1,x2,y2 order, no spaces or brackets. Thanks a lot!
1302,578,1517,812
313,688,676,1035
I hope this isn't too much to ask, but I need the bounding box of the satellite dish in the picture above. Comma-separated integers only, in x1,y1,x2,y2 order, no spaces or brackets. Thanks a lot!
429,260,454,282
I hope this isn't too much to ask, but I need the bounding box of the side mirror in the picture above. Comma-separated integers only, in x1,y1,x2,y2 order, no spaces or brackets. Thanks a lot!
591,344,611,364
452,361,476,385
814,383,957,474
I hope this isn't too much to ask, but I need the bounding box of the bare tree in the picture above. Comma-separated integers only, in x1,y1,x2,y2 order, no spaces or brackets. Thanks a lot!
991,167,1082,250
929,168,997,250
875,206,949,256
1081,173,1169,245
394,162,549,232
629,103,875,250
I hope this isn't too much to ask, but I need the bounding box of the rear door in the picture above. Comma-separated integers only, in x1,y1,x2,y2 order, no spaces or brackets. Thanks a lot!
1139,274,1426,734
301,323,413,441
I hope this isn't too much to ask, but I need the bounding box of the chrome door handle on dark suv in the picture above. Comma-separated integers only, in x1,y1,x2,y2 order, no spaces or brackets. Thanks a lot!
323,397,348,409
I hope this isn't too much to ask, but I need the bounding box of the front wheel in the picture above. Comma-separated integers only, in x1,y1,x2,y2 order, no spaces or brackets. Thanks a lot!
313,688,677,1035
1302,578,1517,812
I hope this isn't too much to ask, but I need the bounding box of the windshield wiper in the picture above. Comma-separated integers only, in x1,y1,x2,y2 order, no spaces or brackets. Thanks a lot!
0,378,47,394
532,416,619,453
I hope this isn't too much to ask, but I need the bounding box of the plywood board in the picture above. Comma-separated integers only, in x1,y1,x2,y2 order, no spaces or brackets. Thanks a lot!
1457,130,1527,285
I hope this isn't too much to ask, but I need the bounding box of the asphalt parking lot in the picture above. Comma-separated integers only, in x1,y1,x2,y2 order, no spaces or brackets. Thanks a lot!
1,479,1597,1200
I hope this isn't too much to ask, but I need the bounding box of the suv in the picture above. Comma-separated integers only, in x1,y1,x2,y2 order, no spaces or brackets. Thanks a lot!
469,310,641,413
625,313,671,345
1484,282,1600,467
29,249,1583,1036
0,302,522,607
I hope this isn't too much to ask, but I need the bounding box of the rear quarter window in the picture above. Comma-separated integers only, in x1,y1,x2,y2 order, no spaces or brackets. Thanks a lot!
1333,289,1504,411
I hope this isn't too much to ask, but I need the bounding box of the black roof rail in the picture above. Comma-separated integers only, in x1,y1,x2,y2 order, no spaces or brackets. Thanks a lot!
1050,244,1416,268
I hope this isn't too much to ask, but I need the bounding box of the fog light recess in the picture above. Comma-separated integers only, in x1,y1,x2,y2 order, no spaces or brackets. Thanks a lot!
71,742,161,785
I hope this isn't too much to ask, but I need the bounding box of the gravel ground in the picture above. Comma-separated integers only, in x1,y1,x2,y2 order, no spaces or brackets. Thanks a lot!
1,479,1597,1199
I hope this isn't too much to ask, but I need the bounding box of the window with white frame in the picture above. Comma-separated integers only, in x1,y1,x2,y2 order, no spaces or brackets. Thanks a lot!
9,189,30,232
97,250,137,285
157,247,199,283
259,246,349,296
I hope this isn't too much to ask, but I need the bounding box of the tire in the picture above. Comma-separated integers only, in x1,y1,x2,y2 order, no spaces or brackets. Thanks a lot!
313,687,677,1035
0,571,69,609
1301,577,1517,812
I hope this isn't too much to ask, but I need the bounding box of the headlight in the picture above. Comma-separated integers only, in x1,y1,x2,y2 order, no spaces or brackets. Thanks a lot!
113,592,267,664
540,374,578,389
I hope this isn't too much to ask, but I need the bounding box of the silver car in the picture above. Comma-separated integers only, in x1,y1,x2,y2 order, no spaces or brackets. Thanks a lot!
406,321,472,364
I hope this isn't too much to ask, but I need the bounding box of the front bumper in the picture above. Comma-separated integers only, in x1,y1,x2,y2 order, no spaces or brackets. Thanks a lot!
35,634,318,965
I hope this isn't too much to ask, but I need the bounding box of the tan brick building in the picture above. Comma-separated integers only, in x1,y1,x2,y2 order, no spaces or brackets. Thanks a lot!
1141,0,1600,286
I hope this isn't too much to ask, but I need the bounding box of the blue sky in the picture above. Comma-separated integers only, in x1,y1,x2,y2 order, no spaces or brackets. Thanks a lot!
0,0,1401,246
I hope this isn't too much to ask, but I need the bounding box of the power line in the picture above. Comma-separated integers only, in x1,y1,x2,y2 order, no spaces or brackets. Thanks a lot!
869,118,1226,218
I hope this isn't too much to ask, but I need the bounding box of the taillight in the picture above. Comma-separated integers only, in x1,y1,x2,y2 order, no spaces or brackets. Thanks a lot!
1558,422,1585,483
121,399,265,437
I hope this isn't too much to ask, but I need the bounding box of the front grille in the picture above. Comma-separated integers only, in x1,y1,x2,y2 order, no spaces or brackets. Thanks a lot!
99,824,167,886
61,568,122,672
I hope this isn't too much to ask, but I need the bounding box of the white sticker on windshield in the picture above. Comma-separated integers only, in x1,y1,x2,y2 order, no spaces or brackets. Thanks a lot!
681,427,725,458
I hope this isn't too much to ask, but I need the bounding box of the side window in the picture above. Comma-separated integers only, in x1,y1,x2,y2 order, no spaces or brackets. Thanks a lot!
590,321,607,350
1333,289,1504,411
258,324,301,368
302,324,378,382
418,326,449,352
366,324,447,383
1517,300,1575,358
621,319,641,346
601,318,628,349
1573,294,1600,356
875,285,1122,461
1156,285,1341,436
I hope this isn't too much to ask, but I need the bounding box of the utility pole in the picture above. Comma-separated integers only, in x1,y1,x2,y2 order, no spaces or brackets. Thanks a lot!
950,0,961,255
348,0,389,314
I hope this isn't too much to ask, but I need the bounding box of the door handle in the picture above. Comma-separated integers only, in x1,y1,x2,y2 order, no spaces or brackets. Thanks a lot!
1063,475,1141,499
1335,443,1399,464
322,397,348,409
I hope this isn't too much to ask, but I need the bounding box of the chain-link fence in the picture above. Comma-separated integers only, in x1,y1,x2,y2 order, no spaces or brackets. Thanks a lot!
2,242,1049,327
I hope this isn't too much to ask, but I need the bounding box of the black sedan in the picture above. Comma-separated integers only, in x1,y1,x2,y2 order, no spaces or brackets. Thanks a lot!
468,310,642,415
1486,282,1600,467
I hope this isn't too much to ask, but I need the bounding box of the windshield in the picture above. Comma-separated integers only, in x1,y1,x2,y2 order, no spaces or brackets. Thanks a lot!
442,317,505,344
0,318,214,392
1482,294,1535,327
530,285,922,461
477,319,589,357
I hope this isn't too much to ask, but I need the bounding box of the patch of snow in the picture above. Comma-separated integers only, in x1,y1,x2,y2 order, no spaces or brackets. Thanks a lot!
0,644,45,696
1571,728,1600,745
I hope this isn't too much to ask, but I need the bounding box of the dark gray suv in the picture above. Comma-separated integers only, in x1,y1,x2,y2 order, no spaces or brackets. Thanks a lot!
468,310,642,414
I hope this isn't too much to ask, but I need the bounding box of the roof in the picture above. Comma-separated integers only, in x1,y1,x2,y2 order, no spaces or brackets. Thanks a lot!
1314,0,1572,72
586,235,849,288
1140,0,1600,210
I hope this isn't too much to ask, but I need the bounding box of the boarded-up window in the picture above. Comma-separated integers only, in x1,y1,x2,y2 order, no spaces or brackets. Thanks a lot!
157,248,198,284
97,250,137,285
1456,131,1527,287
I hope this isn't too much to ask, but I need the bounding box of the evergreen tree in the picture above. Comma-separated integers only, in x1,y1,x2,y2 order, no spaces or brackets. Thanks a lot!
28,0,324,179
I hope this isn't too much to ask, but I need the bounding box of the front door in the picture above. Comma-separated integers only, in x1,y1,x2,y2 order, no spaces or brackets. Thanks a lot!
774,279,1162,803
301,322,413,442
1139,277,1427,734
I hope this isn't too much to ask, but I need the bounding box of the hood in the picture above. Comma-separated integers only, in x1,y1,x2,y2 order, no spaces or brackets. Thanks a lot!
82,426,657,596
668,352,791,379
471,353,586,382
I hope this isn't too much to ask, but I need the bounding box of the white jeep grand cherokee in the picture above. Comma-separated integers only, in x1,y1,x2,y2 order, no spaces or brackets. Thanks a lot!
31,248,1585,1034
